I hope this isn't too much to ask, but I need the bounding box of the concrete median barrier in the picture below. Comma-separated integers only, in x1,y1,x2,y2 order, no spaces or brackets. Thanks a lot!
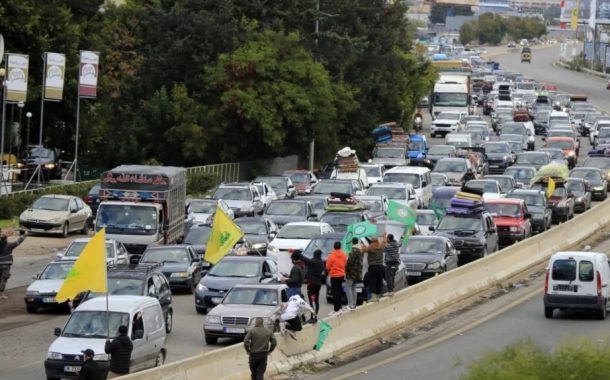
122,199,610,380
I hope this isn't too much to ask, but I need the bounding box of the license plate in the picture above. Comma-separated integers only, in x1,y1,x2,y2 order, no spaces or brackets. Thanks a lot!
356,288,363,294
31,228,45,233
64,366,81,373
553,284,577,292
223,327,245,334
211,297,223,304
43,297,56,303
407,271,422,276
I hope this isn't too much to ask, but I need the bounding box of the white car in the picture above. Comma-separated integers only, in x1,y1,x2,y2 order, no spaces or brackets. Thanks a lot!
465,179,503,201
186,198,234,225
366,183,418,210
24,260,74,314
267,221,334,274
57,238,130,266
431,111,465,138
251,182,278,208
359,163,386,186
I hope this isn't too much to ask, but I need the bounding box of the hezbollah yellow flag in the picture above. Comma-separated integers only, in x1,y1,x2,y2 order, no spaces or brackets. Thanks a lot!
204,206,244,264
547,177,556,199
571,1,579,31
55,229,108,302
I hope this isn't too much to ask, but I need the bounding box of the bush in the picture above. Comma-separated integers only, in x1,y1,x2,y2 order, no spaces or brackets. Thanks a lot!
186,172,220,196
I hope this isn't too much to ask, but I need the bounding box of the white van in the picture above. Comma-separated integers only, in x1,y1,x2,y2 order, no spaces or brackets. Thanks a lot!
382,166,432,208
45,296,167,379
544,251,610,319
330,167,369,189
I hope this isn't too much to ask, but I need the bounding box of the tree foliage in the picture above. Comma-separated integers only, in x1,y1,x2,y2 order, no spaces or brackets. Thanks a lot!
459,14,545,45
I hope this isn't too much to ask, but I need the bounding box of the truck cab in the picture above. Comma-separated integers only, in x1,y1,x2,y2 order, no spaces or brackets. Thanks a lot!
408,134,429,166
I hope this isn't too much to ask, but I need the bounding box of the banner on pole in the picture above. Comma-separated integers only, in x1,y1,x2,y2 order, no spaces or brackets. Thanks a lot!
44,53,66,101
5,54,29,103
78,51,99,98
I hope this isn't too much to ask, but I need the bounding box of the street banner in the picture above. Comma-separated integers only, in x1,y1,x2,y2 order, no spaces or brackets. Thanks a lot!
44,52,66,101
78,51,99,98
5,54,29,102
571,0,580,30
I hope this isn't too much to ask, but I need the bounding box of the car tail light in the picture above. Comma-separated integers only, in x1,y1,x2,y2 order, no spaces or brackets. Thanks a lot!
544,269,549,294
597,271,602,296
84,195,92,204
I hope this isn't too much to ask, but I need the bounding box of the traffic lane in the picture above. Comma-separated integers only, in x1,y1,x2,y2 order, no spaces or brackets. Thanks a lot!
495,45,610,112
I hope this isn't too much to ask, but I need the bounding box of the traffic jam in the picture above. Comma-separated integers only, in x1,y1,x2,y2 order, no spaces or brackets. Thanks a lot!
10,46,610,379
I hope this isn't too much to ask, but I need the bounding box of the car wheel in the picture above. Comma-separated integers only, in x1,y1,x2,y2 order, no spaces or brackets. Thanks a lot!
544,307,554,319
155,350,165,367
431,132,436,138
61,222,69,238
81,218,90,235
196,307,207,315
205,335,218,345
26,305,37,314
165,310,173,333
599,303,607,320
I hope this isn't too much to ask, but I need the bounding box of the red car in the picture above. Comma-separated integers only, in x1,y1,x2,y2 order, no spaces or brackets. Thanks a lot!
282,170,318,195
483,198,532,246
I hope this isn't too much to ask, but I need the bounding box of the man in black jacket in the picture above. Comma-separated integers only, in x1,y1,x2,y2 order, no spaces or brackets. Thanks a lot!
295,249,324,321
283,253,304,299
77,349,102,380
0,229,26,299
105,325,133,378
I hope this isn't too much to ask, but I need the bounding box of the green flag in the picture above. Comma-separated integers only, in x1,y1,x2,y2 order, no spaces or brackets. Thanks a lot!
430,202,445,220
387,200,417,228
314,320,333,351
341,221,377,253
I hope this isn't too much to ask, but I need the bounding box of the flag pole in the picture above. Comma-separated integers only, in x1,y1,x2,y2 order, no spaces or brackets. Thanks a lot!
106,291,110,339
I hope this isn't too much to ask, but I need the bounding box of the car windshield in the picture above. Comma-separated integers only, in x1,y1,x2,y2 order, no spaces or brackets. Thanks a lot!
516,154,548,165
573,113,586,120
434,161,466,173
502,125,526,135
184,227,212,245
571,169,602,181
416,213,438,225
507,193,545,207
265,202,305,216
321,214,362,226
404,239,443,254
223,288,279,306
535,186,567,198
487,177,512,192
542,150,564,160
383,173,421,188
428,146,454,155
374,147,405,159
367,186,406,200
256,177,286,191
409,141,426,151
566,181,585,194
466,181,498,193
313,182,352,195
304,197,326,210
64,242,114,258
547,140,574,150
107,278,143,295
288,173,309,183
208,260,259,278
483,143,509,153
586,114,602,123
361,166,381,177
484,203,522,217
431,175,446,186
40,262,74,280
434,93,468,107
141,248,189,263
32,197,69,211
537,112,549,121
235,220,267,235
302,238,336,261
598,129,610,138
189,201,217,214
96,204,158,234
507,142,523,152
29,147,52,158
276,225,321,239
437,215,482,231
62,311,129,339
583,158,610,169
213,187,252,201
505,168,535,180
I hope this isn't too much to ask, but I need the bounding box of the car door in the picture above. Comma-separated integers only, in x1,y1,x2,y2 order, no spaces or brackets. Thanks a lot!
68,198,84,230
142,305,166,369
485,215,499,251
116,242,129,264
445,241,459,270
188,246,202,283
153,273,172,316
129,309,149,372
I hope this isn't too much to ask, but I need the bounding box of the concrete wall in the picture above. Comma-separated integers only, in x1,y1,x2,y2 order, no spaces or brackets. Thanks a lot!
122,198,610,380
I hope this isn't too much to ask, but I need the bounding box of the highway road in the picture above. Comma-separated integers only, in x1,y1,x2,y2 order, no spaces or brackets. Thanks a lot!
304,44,610,380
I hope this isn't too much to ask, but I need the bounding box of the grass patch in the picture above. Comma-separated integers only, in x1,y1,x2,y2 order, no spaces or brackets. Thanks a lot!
0,218,17,229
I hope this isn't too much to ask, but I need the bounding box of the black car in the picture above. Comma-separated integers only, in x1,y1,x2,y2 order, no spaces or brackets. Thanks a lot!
506,189,552,233
194,256,280,314
234,217,278,255
83,185,101,217
570,167,608,200
139,245,203,293
530,182,575,223
426,145,457,167
400,236,459,283
75,263,174,333
319,211,367,232
183,223,212,257
481,142,514,174
431,210,499,265
261,199,318,228
19,145,62,181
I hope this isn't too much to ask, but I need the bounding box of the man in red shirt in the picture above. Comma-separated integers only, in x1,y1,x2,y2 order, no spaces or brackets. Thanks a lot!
325,241,347,315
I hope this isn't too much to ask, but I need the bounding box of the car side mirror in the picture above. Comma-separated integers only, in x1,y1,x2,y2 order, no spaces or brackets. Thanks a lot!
428,226,436,231
54,327,61,337
56,253,63,259
515,183,523,189
32,273,39,280
129,255,141,265
132,329,144,340
70,209,78,214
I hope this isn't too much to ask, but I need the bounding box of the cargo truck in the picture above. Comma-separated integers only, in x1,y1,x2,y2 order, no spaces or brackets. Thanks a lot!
95,165,187,258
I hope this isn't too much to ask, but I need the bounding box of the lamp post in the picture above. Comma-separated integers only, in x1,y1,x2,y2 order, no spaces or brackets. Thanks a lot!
25,112,31,159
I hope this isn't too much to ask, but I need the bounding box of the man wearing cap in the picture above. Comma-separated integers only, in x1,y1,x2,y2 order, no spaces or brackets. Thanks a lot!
77,348,102,380
105,325,133,378
0,228,26,299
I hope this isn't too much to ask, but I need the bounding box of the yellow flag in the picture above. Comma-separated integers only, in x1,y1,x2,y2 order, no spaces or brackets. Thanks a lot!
571,1,579,31
547,177,556,199
204,206,244,264
55,229,108,302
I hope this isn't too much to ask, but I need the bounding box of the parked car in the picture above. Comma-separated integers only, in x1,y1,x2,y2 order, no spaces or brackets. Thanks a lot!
570,167,608,200
505,189,552,233
566,178,592,213
194,256,280,314
139,245,203,293
212,183,264,217
203,284,288,344
24,260,74,313
282,170,318,195
57,238,129,266
254,175,296,199
234,217,278,255
19,195,92,237
261,199,318,228
483,198,532,246
400,236,459,282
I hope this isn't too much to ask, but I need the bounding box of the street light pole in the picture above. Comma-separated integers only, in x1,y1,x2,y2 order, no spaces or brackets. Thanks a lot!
25,112,31,158
310,0,320,173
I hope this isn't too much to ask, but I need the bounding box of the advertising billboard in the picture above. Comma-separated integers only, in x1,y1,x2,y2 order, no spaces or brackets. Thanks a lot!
560,0,591,28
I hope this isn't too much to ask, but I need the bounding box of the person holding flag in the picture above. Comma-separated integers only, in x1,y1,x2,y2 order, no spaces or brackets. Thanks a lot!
204,205,244,265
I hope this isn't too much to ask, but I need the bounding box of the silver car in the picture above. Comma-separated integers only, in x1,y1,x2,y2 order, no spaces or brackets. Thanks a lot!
57,238,129,265
203,284,288,344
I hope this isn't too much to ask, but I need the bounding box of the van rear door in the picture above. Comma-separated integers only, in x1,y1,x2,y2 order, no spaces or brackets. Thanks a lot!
550,257,596,297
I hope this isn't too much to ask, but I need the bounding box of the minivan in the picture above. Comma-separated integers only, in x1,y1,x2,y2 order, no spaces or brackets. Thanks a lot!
544,251,610,319
45,296,167,379
383,166,432,208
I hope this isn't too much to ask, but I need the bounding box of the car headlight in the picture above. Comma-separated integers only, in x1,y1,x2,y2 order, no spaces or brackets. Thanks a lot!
236,246,248,256
93,353,109,361
594,186,604,191
427,262,441,270
252,243,267,250
576,197,584,202
267,245,279,254
196,284,208,292
43,163,56,169
205,315,221,324
170,272,189,278
509,226,522,232
47,352,63,360
16,162,25,168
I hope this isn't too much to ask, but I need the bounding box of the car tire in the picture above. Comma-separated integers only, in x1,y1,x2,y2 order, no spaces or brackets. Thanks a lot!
81,218,90,235
196,307,207,315
61,223,69,238
26,305,37,314
155,350,165,367
165,310,173,333
599,304,607,320
544,307,554,319
205,335,218,345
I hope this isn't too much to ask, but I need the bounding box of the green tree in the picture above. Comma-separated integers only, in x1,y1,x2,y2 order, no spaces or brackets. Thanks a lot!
477,13,506,45
460,21,478,45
